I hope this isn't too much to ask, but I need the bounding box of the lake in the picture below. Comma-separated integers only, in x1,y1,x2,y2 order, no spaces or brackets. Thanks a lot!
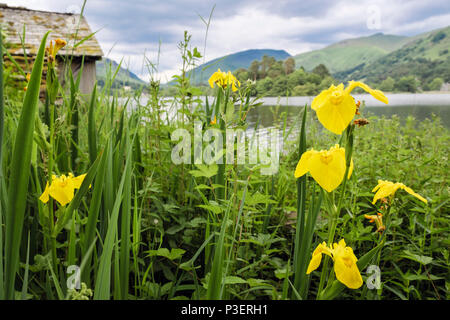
128,93,450,129
246,93,450,129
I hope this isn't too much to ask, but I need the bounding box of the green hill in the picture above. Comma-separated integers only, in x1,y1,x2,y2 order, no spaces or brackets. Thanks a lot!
96,58,146,89
187,49,291,85
293,33,409,73
336,26,450,84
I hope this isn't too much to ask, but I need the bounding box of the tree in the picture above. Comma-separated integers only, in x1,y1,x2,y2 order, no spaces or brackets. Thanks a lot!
267,61,284,79
283,57,295,75
256,77,274,95
260,55,276,79
319,76,335,90
379,77,395,92
428,77,444,91
292,83,317,96
311,64,330,78
395,76,418,93
287,69,307,88
249,60,260,80
307,73,321,85
235,68,250,83
271,76,288,96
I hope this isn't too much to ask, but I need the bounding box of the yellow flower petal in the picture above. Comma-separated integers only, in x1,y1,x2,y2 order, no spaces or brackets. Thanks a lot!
311,87,332,111
331,239,363,289
39,172,88,206
372,180,427,204
371,180,385,193
312,81,388,135
294,150,314,178
306,251,323,274
372,181,401,204
48,181,74,206
208,68,239,91
315,93,356,135
333,251,363,289
308,147,346,192
348,157,354,179
307,239,363,289
39,182,50,204
346,81,389,104
70,173,87,189
401,186,428,204
306,242,331,274
208,72,219,89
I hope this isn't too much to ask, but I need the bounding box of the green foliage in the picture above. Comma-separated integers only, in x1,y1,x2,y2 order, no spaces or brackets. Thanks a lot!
235,56,337,97
395,76,418,93
427,77,444,91
379,76,395,92
311,64,331,78
0,25,448,301
293,33,409,74
338,26,450,89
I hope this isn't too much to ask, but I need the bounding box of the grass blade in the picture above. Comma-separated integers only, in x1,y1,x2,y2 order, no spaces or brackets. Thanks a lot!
206,198,232,300
88,84,98,165
0,25,5,299
4,31,49,299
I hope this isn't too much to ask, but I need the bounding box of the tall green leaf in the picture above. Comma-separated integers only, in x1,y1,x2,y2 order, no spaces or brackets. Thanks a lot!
4,31,49,299
0,25,5,299
88,84,98,165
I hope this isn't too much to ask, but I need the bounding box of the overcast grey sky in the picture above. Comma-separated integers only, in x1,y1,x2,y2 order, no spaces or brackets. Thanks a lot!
4,0,450,82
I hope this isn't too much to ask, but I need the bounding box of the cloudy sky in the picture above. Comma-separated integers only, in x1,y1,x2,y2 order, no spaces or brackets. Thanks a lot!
4,0,450,82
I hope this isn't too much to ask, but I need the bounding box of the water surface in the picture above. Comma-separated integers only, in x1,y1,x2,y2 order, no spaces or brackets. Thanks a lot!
248,94,450,129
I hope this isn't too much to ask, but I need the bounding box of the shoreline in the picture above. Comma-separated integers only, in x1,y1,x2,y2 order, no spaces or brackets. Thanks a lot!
260,93,450,107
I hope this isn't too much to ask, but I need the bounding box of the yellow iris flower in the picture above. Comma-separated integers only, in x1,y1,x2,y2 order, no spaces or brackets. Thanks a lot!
39,173,87,206
46,38,67,59
364,213,385,234
311,81,388,135
372,180,427,204
208,68,240,92
210,115,217,125
294,144,353,192
307,239,363,289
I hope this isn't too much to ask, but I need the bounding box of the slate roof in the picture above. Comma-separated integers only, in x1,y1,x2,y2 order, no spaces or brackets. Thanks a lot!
0,3,103,59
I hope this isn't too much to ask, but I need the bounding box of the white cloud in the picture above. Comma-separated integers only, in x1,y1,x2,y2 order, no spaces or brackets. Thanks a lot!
3,0,450,83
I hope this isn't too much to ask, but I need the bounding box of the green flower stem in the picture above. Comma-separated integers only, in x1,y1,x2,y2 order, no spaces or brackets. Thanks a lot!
46,66,58,272
317,125,354,299
316,190,337,298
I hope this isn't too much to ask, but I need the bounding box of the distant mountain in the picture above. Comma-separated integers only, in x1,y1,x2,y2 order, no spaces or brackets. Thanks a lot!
293,33,410,74
336,26,450,83
187,49,291,85
96,58,146,89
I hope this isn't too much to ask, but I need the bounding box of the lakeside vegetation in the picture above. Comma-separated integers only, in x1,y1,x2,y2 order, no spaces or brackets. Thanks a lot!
1,21,449,302
160,53,449,97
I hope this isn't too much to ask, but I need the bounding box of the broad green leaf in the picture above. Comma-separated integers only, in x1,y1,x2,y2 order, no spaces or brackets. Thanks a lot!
189,164,218,178
224,276,246,285
147,248,186,261
401,250,433,265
